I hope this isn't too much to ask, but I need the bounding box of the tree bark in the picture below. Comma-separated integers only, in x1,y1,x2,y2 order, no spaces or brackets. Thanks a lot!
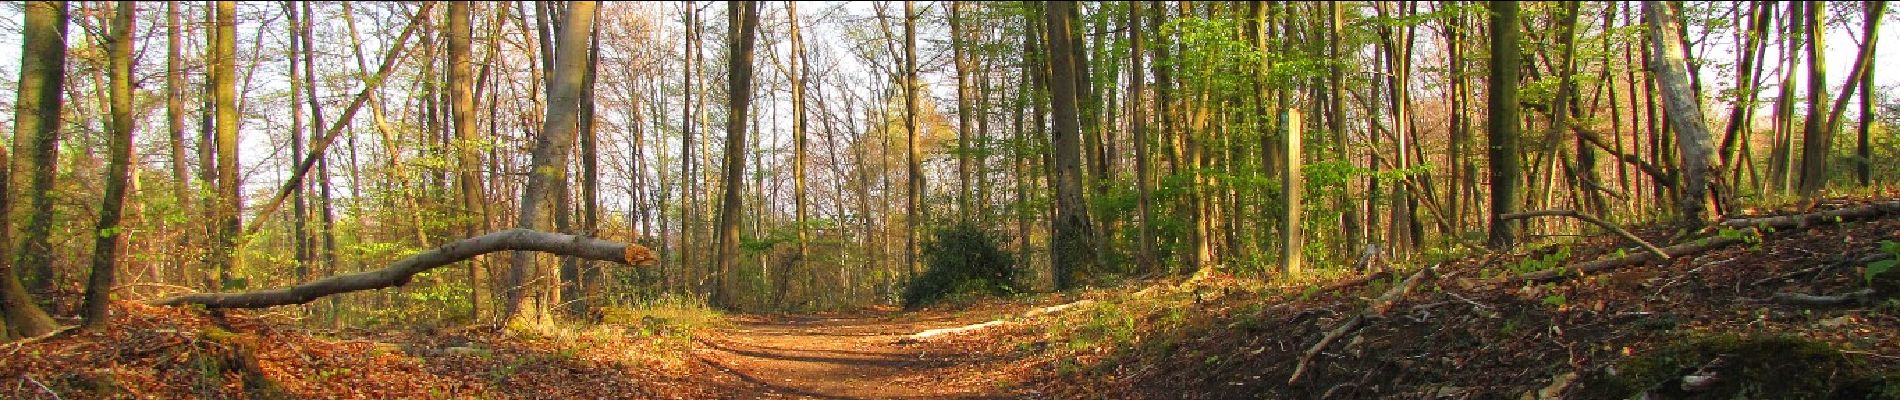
903,0,923,282
1645,1,1722,226
1797,1,1830,197
1486,1,1523,249
166,0,191,286
507,1,597,324
83,0,137,330
1131,1,1156,274
1044,1,1098,290
712,0,759,308
155,229,656,309
3,0,67,340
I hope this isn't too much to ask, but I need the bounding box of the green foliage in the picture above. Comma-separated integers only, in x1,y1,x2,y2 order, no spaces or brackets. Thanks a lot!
902,222,1019,309
1512,246,1572,274
1867,241,1900,291
601,293,727,338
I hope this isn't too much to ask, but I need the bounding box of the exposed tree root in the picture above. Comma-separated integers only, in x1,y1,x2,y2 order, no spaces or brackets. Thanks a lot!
1288,266,1435,385
153,229,657,309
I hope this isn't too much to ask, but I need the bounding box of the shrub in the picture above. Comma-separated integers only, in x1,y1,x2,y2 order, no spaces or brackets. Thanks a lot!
902,222,1019,309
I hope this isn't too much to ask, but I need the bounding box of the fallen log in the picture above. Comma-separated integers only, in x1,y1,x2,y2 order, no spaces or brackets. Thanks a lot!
1288,266,1435,385
1499,210,1671,260
900,300,1097,343
153,229,657,308
1503,200,1900,285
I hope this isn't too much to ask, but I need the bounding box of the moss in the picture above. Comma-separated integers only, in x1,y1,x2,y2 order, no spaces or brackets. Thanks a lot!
1584,333,1898,399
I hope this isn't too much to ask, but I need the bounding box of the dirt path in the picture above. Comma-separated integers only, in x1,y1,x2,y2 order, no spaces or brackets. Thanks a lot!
692,310,1016,399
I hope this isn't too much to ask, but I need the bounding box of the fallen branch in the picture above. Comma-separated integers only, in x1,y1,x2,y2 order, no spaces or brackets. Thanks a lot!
1772,289,1874,306
1503,200,1900,285
901,300,1097,343
1500,210,1670,260
1288,266,1435,385
153,229,657,308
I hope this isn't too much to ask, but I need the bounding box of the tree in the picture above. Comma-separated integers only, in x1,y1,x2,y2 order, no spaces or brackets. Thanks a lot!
1130,1,1156,273
788,1,810,260
1486,1,1522,249
2,0,66,340
1645,1,1723,225
713,0,760,308
209,0,240,290
507,0,599,324
1858,1,1883,186
83,0,138,329
448,0,487,319
1043,0,1098,290
951,1,974,220
1797,0,1829,197
903,0,923,281
166,0,191,285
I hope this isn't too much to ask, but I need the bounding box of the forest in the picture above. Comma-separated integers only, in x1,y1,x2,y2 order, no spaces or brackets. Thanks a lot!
1,0,1899,398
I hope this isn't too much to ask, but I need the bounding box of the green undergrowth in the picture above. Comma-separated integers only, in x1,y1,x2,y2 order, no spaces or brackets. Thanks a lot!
1582,333,1900,399
599,293,730,339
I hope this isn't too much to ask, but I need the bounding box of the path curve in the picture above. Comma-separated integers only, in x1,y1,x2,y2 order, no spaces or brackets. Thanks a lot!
692,311,1015,399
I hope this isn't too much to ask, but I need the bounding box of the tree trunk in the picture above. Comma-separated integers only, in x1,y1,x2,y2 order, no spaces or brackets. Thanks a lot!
1797,0,1830,197
1858,1,1881,186
713,0,759,308
448,0,488,320
1280,110,1303,277
3,0,67,340
84,0,138,330
506,0,597,324
903,0,923,282
1486,1,1522,249
788,1,810,260
1131,1,1156,274
166,0,191,286
156,229,656,309
1645,1,1722,226
1044,1,1098,290
209,0,240,290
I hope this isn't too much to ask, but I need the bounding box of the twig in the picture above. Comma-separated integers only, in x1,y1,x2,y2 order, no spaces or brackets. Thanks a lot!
1842,350,1900,360
23,375,62,400
1289,266,1435,385
1499,209,1670,260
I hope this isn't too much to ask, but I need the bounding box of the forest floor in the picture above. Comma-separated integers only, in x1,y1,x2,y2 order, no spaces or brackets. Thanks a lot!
690,306,1032,399
5,195,1900,399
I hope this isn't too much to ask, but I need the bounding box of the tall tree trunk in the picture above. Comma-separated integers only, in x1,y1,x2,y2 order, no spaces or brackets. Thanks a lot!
679,2,699,294
566,20,603,318
951,1,974,221
2,0,66,339
1044,1,1098,290
1645,1,1722,225
1486,1,1523,249
209,0,240,290
1859,1,1881,186
448,1,488,320
84,0,138,329
298,0,339,328
788,1,810,261
903,0,923,282
1131,1,1156,274
1797,0,1830,197
166,0,191,286
283,1,310,284
713,0,759,308
506,0,597,325
1332,1,1361,256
